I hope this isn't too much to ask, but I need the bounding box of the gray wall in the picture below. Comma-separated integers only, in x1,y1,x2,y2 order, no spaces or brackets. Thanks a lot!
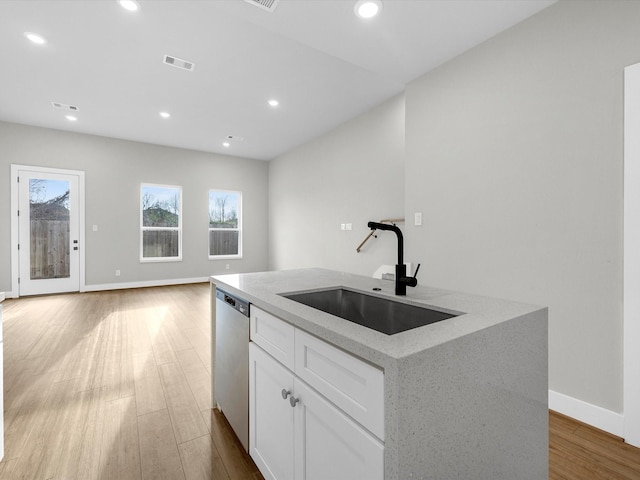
405,0,640,413
268,95,405,275
268,0,640,414
0,121,269,292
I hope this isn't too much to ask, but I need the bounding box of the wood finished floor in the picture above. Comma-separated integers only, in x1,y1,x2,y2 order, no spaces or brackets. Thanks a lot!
0,284,262,480
0,283,639,479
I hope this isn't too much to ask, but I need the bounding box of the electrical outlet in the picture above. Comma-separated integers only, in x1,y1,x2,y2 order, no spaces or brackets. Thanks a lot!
346,223,352,231
92,225,98,232
226,264,230,270
414,212,422,226
115,270,121,276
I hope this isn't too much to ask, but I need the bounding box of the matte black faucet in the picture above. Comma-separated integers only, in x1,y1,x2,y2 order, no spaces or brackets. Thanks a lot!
367,221,420,295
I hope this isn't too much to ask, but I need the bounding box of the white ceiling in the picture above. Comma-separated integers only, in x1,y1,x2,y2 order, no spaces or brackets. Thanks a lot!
0,0,557,161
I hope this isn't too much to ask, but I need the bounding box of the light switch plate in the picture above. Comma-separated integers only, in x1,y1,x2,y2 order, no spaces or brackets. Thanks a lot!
414,212,422,226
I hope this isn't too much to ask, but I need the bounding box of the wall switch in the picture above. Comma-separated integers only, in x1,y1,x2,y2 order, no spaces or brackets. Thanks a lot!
115,270,121,276
226,264,230,270
346,223,352,231
341,223,346,231
92,225,98,232
414,212,422,226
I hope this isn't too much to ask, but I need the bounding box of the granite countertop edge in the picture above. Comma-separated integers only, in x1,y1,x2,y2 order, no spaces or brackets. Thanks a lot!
211,268,545,369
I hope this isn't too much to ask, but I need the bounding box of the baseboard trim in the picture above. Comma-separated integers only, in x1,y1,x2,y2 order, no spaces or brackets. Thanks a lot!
549,389,624,437
83,277,209,292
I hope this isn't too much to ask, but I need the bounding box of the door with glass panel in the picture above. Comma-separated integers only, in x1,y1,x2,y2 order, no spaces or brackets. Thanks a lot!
17,169,80,296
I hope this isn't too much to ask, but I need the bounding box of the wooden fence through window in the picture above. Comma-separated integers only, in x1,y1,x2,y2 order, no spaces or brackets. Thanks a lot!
30,220,70,279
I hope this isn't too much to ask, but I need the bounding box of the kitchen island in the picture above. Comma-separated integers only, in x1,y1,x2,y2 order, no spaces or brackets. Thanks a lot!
211,268,548,480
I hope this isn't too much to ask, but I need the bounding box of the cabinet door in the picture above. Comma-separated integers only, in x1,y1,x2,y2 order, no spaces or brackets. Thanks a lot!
250,343,295,480
293,379,384,480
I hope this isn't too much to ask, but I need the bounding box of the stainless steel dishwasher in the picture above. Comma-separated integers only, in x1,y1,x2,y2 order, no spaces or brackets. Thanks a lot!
215,287,250,452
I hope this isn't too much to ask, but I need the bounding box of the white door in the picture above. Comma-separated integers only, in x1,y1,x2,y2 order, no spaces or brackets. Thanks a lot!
16,167,81,296
624,62,640,447
293,379,384,480
249,343,295,480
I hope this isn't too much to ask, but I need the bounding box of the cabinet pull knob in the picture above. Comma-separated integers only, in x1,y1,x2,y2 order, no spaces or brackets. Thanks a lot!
289,396,300,408
281,389,291,400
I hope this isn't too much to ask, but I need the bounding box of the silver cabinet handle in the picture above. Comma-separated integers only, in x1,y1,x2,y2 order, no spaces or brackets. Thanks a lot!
289,396,300,408
281,389,291,400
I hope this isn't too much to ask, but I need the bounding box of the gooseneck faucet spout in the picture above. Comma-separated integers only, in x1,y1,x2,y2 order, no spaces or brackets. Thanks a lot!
367,221,419,296
367,221,404,265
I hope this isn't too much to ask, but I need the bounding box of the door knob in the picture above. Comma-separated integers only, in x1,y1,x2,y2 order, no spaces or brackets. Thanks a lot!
289,396,300,408
281,389,291,400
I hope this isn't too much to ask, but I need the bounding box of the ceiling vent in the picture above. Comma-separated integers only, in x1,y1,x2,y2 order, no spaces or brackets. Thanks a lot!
163,55,195,72
226,135,245,142
51,102,79,112
244,0,279,13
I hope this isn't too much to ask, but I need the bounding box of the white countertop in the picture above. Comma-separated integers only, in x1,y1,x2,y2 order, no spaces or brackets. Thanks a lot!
211,268,544,368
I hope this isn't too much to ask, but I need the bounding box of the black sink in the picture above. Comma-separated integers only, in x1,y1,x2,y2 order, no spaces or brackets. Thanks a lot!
281,288,460,335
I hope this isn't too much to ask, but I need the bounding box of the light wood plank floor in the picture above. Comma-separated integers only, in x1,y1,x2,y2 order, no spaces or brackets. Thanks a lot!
1,283,639,479
0,284,262,480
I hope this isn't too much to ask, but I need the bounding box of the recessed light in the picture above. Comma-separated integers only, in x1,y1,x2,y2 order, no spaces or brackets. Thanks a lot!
159,112,171,119
268,99,279,107
24,32,47,45
354,0,382,19
119,0,140,12
223,142,231,148
65,115,77,122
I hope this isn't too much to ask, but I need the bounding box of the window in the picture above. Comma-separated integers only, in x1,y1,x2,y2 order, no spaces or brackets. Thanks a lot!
141,184,182,261
209,190,241,258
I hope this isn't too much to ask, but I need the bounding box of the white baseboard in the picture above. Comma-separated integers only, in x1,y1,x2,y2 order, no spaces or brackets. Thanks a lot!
83,276,209,292
549,389,624,437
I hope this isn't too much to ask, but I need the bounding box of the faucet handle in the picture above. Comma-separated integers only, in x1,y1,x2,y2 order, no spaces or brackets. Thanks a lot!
413,263,421,279
402,263,420,288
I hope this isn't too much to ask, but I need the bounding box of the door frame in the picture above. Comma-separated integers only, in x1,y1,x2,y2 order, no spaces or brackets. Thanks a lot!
10,164,86,297
623,62,640,447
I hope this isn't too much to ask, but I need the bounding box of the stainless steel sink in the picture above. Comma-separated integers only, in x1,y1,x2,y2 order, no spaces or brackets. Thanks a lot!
281,288,460,335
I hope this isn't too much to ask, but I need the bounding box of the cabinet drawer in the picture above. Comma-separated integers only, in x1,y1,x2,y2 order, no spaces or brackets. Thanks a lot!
251,306,295,371
294,329,384,440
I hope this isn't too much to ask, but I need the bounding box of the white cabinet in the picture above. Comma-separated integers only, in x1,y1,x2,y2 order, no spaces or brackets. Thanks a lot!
293,379,383,480
249,307,384,480
250,343,295,480
294,328,384,439
250,306,295,370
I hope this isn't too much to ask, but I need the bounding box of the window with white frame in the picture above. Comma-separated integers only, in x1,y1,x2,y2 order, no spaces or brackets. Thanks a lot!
209,190,241,258
140,184,182,261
